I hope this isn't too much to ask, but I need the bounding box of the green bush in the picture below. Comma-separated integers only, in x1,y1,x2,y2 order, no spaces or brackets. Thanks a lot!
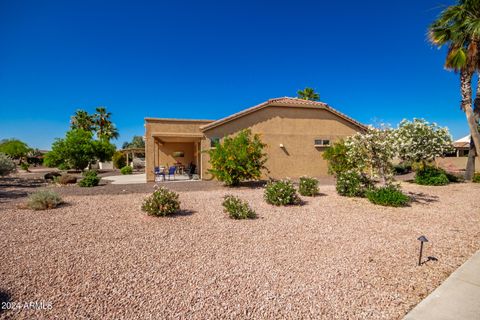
473,172,480,183
120,166,133,175
141,186,180,216
20,162,30,171
393,162,412,175
207,129,267,186
222,195,256,219
264,180,300,206
59,163,72,171
298,176,319,196
414,166,449,186
112,151,126,169
336,171,373,197
27,190,63,210
78,170,100,187
0,152,16,176
366,185,410,207
322,140,354,175
54,174,77,185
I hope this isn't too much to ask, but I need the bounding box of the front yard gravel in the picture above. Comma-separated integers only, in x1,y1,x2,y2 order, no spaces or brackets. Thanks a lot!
1,182,479,319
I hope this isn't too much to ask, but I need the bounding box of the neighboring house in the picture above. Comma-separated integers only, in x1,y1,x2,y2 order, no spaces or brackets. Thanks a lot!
452,135,470,157
144,97,366,182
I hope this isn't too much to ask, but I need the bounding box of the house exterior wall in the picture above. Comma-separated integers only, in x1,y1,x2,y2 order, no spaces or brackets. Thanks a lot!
145,119,212,181
201,106,363,179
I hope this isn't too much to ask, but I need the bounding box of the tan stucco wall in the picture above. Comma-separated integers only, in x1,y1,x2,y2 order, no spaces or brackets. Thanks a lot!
145,119,212,181
157,142,195,167
437,156,480,172
201,106,363,180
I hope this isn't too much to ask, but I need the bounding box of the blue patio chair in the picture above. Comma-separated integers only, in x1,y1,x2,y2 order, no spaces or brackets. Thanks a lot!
154,166,165,181
167,166,176,180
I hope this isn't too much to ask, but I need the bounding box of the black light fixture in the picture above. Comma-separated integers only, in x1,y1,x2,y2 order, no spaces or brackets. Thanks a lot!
417,235,428,266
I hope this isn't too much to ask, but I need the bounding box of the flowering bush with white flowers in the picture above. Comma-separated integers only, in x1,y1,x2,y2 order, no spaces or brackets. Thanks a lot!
264,180,300,206
344,126,397,185
394,119,454,164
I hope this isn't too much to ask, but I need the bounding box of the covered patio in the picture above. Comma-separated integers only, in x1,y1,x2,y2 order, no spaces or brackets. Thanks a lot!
151,132,203,181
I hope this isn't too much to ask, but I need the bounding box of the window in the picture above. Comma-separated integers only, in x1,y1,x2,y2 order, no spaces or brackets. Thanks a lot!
210,137,220,148
314,139,330,147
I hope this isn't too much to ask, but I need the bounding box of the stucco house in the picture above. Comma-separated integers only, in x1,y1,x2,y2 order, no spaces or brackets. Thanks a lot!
145,97,366,182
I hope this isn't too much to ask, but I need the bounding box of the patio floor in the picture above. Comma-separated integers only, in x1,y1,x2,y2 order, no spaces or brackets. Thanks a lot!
103,173,197,184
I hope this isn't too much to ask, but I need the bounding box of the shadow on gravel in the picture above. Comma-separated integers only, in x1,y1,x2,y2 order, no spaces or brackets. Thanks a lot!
408,192,439,204
236,180,268,189
0,289,11,314
0,177,46,203
169,209,196,218
0,177,45,189
0,190,29,203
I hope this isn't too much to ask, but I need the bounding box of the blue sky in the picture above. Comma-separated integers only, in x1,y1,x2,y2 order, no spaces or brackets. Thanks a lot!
0,0,471,149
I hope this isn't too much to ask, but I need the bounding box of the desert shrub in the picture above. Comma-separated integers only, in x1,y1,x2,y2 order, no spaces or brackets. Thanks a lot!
20,162,30,171
120,166,133,175
27,190,63,210
366,185,410,207
222,195,256,219
393,162,412,175
0,152,16,176
78,170,100,187
473,173,480,183
298,176,319,196
336,171,373,197
141,186,180,216
322,140,353,175
264,180,300,206
112,151,126,169
414,166,449,186
55,174,77,185
207,129,267,186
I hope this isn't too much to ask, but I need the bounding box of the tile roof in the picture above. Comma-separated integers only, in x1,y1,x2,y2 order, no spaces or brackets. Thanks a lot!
200,97,367,131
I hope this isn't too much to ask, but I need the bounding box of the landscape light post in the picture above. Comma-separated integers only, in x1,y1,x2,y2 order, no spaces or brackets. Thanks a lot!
417,235,428,266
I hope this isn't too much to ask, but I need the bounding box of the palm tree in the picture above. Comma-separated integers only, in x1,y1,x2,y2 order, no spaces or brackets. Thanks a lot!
429,0,480,161
70,110,94,132
94,107,119,140
297,87,320,101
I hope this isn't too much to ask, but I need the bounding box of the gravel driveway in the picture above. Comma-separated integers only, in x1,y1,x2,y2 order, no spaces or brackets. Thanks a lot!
1,182,479,319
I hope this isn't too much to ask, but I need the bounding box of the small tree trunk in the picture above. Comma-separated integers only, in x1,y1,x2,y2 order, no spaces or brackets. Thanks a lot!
460,70,480,156
465,73,480,181
465,137,476,181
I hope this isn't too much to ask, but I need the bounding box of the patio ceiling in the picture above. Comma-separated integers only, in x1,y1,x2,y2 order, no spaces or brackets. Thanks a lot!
152,132,204,144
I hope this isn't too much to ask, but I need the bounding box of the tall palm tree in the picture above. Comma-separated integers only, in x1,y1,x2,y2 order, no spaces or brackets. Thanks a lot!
70,110,94,132
429,0,480,160
297,87,320,101
94,107,119,140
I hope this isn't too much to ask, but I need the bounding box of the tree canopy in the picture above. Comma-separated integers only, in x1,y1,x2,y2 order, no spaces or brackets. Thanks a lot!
296,87,320,101
70,107,119,141
44,129,115,170
122,136,145,149
0,139,31,160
